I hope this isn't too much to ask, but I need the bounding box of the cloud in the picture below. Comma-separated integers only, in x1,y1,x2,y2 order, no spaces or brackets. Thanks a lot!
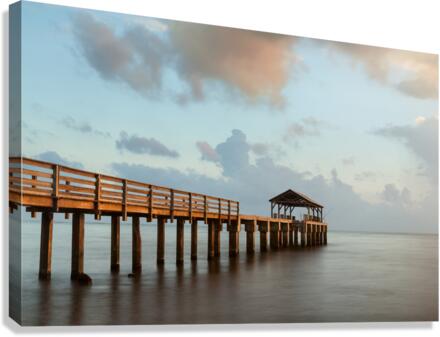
250,142,270,156
61,117,111,137
34,151,84,169
196,141,219,162
354,171,376,181
116,131,179,158
72,13,297,107
169,22,297,107
342,156,355,166
283,117,325,142
111,129,437,234
380,184,412,206
326,42,438,99
72,13,171,97
374,115,438,183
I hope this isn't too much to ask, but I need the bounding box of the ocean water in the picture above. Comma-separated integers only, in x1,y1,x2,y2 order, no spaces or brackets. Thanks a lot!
14,218,438,325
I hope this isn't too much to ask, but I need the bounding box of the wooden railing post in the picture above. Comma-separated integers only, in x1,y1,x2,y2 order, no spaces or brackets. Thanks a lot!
227,200,231,226
31,175,37,218
52,165,59,211
122,179,127,221
203,195,208,223
218,198,221,221
64,181,70,219
94,174,101,220
189,192,193,220
148,184,153,222
170,189,175,223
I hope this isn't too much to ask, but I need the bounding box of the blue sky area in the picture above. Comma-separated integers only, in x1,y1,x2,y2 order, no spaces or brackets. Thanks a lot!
17,1,438,233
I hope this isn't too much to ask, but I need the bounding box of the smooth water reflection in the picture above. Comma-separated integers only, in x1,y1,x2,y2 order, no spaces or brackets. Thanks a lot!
16,218,438,325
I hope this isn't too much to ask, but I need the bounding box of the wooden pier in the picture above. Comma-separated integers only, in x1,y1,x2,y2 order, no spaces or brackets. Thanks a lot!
9,157,328,283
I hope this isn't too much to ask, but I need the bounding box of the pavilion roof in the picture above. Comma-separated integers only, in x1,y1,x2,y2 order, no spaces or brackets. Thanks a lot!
269,189,323,209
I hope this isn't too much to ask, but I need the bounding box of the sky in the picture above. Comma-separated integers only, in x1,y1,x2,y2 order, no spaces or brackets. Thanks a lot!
17,1,438,233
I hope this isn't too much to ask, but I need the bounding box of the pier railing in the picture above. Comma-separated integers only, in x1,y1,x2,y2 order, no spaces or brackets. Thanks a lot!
9,157,239,221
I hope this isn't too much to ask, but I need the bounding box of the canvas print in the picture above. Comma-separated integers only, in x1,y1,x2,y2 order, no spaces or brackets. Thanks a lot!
9,1,438,326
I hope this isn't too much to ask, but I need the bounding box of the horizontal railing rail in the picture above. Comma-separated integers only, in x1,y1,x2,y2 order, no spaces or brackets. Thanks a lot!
9,157,239,220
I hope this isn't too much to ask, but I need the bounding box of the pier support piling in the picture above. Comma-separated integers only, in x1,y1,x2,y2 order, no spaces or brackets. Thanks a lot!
293,226,299,248
176,218,184,265
71,213,85,280
227,220,240,257
300,225,306,247
191,219,198,260
270,222,280,250
132,216,142,274
39,211,53,280
288,223,294,248
324,226,327,245
157,216,165,264
282,223,289,248
214,220,222,257
207,219,215,260
306,224,312,247
245,220,256,254
259,221,269,252
318,225,322,245
110,215,120,273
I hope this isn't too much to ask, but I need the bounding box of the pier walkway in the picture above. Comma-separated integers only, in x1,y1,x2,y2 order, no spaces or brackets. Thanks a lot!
9,157,328,282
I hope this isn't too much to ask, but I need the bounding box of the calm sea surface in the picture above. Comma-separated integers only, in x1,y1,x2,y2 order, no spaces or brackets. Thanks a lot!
16,218,438,325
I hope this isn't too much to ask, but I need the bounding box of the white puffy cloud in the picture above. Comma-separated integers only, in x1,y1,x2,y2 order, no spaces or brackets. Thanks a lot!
326,42,438,100
72,13,297,107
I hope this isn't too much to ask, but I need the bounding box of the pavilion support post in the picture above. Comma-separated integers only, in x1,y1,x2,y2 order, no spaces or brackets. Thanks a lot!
300,225,306,247
282,223,289,248
270,222,280,250
110,215,120,273
157,216,165,265
71,213,85,280
132,216,142,274
293,226,299,248
176,218,184,265
259,221,269,252
214,220,222,258
191,218,198,260
245,220,256,254
207,219,215,260
227,220,240,257
39,211,54,280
